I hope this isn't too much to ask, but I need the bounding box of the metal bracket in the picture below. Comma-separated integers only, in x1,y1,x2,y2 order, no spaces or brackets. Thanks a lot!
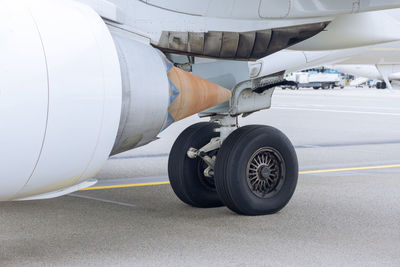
200,74,280,118
230,81,275,117
187,137,221,159
187,137,220,177
211,115,238,141
186,116,238,177
189,73,282,176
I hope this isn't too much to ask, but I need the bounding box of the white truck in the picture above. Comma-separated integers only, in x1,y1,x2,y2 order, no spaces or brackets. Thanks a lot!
284,71,345,89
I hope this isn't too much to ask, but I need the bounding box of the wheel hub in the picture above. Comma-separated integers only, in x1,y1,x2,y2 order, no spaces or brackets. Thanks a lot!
246,147,285,198
258,165,271,180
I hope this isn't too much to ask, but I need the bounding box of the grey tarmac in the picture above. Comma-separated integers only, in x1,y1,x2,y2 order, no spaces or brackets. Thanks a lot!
1,87,400,266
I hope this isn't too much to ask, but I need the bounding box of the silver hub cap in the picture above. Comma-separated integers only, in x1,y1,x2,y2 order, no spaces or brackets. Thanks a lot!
246,147,285,198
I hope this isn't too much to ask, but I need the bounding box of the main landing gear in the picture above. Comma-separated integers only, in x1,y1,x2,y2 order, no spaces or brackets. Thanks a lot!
168,76,299,215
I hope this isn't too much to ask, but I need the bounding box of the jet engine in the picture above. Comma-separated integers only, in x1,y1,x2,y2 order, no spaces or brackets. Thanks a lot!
0,0,231,200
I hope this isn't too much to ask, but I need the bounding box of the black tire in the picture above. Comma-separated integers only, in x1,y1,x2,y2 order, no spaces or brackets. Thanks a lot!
376,82,386,89
168,122,223,208
214,125,298,215
313,87,319,90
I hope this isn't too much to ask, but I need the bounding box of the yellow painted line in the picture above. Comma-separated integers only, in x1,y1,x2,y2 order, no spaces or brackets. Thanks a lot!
372,47,400,51
81,164,400,191
299,164,400,175
80,181,170,191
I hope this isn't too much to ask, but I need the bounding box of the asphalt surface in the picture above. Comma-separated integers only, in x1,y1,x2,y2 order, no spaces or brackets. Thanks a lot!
1,87,400,266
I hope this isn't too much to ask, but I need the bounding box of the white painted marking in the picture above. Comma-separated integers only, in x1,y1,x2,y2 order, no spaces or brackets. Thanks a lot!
273,107,400,116
278,104,400,111
68,193,136,207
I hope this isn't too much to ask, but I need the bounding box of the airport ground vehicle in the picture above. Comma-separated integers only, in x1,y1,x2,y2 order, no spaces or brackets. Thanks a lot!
284,71,345,89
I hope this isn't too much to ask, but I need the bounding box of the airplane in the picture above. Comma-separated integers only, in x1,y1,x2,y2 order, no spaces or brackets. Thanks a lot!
328,58,400,89
2,0,400,216
252,9,400,90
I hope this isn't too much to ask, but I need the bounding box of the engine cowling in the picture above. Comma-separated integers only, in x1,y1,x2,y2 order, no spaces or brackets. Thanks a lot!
0,0,231,200
0,0,122,200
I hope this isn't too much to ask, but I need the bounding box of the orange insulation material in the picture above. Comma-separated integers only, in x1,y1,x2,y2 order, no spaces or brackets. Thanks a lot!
168,66,232,121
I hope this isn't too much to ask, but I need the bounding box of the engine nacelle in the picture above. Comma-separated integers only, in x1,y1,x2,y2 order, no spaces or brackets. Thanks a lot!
109,29,170,155
0,0,122,200
0,0,231,200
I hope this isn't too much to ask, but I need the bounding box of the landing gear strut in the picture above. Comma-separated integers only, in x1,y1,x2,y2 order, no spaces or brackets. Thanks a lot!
168,75,299,215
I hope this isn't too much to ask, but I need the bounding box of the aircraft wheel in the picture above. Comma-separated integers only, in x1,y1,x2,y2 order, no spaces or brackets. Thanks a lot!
168,122,223,208
214,125,298,215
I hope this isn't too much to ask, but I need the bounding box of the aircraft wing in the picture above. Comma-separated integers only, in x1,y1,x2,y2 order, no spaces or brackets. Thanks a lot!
138,0,400,19
78,0,400,61
251,8,400,77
